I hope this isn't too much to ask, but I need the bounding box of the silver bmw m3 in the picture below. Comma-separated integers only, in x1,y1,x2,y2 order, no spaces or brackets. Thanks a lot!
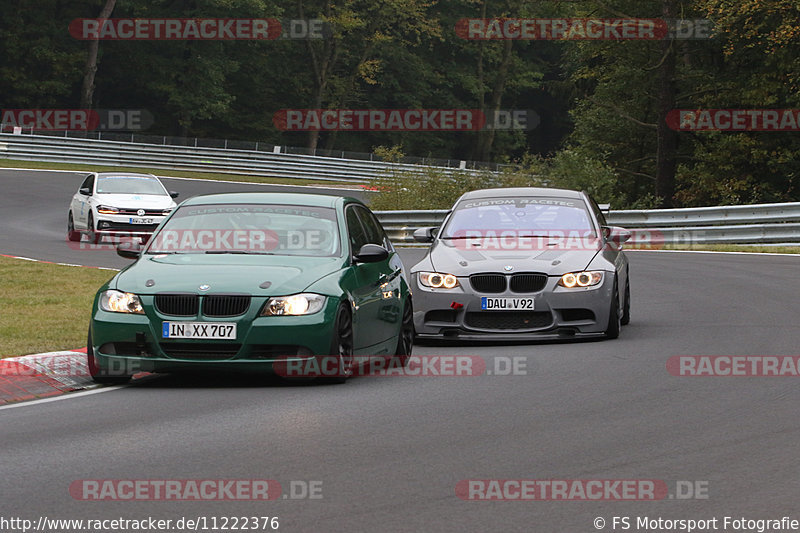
409,187,631,341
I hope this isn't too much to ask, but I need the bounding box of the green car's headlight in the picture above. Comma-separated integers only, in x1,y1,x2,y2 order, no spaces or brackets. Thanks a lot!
558,271,604,288
100,290,144,314
260,293,326,316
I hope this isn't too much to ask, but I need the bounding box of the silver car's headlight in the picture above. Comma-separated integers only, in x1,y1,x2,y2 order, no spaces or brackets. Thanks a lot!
260,294,326,316
558,271,604,288
418,271,460,289
100,290,144,314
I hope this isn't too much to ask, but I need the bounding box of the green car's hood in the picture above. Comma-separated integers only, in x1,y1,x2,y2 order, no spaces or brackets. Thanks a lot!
114,253,344,295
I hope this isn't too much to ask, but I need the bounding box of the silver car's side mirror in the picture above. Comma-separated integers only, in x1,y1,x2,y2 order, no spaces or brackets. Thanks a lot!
412,227,437,243
602,226,632,244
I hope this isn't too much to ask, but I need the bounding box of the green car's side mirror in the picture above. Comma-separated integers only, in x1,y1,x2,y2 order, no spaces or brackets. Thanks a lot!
354,244,389,263
117,241,143,259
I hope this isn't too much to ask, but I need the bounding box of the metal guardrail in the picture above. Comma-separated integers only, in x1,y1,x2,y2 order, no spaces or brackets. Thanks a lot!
374,203,800,246
2,132,796,246
0,132,488,184
0,125,509,171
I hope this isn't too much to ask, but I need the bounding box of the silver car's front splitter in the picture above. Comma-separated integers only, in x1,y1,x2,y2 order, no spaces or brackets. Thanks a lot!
412,274,616,339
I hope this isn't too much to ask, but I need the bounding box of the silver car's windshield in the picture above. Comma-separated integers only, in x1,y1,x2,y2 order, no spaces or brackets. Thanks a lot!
146,203,341,256
440,197,596,238
96,176,167,195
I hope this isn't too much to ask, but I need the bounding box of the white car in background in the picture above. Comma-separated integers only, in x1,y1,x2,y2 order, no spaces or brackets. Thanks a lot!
67,172,178,243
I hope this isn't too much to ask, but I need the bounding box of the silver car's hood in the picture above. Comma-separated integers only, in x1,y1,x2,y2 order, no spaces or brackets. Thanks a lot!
428,240,601,276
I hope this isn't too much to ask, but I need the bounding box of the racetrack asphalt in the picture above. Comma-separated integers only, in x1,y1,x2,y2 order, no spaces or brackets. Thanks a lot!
2,168,800,532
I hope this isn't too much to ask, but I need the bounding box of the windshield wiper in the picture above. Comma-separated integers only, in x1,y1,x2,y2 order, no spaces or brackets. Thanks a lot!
147,251,194,255
441,234,562,240
203,250,274,255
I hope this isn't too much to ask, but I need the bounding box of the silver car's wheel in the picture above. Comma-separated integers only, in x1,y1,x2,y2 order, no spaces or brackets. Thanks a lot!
605,278,621,339
621,276,631,326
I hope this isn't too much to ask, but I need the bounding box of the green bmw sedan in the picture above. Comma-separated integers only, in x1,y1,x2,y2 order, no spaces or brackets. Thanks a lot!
88,192,413,384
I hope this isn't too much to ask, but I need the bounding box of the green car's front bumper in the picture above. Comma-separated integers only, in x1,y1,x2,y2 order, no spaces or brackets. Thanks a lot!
90,295,341,375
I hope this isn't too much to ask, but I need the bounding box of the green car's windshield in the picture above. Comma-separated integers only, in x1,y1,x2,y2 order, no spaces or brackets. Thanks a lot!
146,203,341,257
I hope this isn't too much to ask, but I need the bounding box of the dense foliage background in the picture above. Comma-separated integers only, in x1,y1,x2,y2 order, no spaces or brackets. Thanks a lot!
1,0,799,207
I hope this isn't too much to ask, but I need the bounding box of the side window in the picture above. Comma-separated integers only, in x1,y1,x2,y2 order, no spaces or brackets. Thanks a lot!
355,206,389,248
345,206,369,254
80,175,94,193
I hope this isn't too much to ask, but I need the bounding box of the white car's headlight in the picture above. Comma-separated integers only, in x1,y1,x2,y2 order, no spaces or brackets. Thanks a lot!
558,271,604,288
100,290,144,314
260,294,326,316
418,271,460,289
97,205,119,214
161,208,173,216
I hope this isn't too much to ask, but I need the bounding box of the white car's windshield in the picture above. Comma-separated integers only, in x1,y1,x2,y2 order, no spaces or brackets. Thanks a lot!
440,197,595,238
96,176,166,195
147,203,341,256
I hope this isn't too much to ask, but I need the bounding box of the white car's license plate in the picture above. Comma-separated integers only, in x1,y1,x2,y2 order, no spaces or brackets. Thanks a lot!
162,322,237,339
481,297,535,310
129,217,154,224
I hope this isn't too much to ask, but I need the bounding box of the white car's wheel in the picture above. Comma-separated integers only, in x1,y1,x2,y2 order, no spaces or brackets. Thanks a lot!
67,211,80,242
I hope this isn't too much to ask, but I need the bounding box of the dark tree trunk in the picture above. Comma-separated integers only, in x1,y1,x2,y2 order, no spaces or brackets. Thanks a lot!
655,0,678,207
79,0,117,109
474,38,513,162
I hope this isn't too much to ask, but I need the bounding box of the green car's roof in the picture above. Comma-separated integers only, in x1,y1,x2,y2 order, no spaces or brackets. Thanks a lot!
181,192,353,208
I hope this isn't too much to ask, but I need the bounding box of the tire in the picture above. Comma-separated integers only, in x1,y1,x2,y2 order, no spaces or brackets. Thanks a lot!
87,328,132,384
67,211,81,242
393,298,414,366
604,278,621,339
86,213,101,244
620,275,631,326
321,304,354,384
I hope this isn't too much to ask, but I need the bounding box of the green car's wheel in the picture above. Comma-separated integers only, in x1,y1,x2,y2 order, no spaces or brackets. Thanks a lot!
322,304,354,384
67,211,80,242
393,298,414,366
87,328,131,384
604,278,621,339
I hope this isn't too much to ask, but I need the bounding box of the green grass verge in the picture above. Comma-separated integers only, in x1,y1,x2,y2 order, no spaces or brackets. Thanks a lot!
0,158,364,188
0,256,116,357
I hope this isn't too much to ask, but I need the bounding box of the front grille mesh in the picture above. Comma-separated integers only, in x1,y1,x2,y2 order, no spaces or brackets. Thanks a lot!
155,294,198,316
117,208,166,216
203,295,251,317
101,221,159,232
160,343,241,360
469,273,548,293
465,311,553,330
509,273,548,293
469,274,506,293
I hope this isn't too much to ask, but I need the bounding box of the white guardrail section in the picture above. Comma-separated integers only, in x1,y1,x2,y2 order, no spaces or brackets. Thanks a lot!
0,133,487,184
374,203,800,246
